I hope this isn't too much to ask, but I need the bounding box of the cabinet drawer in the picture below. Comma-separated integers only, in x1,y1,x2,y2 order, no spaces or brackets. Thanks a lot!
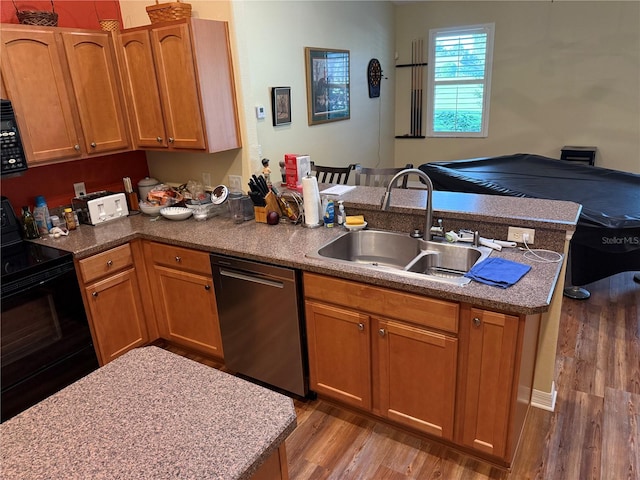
79,244,133,284
148,242,211,275
304,272,459,334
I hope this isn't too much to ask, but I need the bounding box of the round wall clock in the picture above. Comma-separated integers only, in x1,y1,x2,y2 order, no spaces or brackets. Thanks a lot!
367,58,382,98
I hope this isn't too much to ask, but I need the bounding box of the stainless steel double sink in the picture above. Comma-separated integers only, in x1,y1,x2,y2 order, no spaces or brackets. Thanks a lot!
307,229,492,286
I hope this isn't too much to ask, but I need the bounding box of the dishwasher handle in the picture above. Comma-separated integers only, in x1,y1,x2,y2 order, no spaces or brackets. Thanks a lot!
219,268,285,289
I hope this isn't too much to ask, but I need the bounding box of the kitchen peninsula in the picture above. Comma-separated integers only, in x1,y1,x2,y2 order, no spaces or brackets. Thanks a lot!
0,346,295,480
25,186,580,468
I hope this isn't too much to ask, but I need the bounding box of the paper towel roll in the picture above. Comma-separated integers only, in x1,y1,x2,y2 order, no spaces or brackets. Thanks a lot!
302,175,321,226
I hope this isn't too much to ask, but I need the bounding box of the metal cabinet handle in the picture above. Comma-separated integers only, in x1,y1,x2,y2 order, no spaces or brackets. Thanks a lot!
168,137,174,143
175,256,181,262
156,136,163,143
379,328,386,337
106,260,113,267
92,291,98,297
357,322,364,331
74,144,80,151
90,142,97,148
204,284,211,290
473,317,481,327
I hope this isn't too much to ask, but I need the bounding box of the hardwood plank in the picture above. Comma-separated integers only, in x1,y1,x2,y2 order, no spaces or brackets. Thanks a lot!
601,387,640,480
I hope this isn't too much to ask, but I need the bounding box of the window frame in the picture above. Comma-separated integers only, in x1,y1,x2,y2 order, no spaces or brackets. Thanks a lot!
426,23,495,138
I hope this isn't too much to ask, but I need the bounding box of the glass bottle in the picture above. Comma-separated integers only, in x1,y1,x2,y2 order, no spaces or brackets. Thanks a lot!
21,206,40,239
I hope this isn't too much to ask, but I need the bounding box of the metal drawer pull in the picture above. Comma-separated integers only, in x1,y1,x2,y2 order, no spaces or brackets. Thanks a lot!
357,322,364,331
473,317,481,327
379,328,386,337
204,284,211,290
74,144,80,150
92,291,98,297
169,137,174,143
90,142,97,148
106,260,113,267
175,256,181,262
156,136,163,143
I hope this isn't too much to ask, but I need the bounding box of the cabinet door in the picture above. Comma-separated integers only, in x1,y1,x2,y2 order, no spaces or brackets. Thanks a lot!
376,318,457,439
458,309,519,458
150,22,206,150
116,29,167,149
0,26,82,164
61,31,130,154
85,268,148,365
305,301,371,410
152,266,223,358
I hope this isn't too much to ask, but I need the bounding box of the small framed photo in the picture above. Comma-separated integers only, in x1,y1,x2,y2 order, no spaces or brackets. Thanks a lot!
271,87,291,126
305,47,350,125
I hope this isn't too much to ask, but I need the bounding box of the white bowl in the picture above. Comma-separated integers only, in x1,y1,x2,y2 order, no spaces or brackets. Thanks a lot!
160,206,193,221
344,221,367,231
139,201,163,216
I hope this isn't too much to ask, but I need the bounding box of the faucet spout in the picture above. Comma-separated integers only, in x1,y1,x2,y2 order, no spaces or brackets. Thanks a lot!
380,168,435,241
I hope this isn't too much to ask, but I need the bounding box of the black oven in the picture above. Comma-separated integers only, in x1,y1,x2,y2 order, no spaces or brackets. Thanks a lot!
1,197,99,422
1,99,28,176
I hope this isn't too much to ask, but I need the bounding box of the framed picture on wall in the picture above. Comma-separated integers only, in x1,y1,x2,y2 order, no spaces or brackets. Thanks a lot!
305,47,350,125
271,87,291,126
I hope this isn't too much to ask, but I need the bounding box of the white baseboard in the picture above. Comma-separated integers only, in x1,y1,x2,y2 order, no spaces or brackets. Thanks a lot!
531,381,557,412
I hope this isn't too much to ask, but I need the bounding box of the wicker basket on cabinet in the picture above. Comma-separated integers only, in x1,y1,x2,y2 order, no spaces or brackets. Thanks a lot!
12,0,58,26
146,0,192,24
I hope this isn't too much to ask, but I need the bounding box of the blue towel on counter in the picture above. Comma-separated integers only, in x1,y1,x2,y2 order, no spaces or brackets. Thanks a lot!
464,257,531,288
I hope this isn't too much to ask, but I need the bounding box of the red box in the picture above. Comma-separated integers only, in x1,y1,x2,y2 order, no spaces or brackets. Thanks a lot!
284,154,311,191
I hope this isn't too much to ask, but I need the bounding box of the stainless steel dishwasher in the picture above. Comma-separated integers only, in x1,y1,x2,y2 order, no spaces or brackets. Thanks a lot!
210,254,308,397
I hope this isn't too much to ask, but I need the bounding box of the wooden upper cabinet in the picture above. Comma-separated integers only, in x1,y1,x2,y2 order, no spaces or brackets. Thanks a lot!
116,19,241,153
0,26,82,165
116,29,168,148
61,31,130,155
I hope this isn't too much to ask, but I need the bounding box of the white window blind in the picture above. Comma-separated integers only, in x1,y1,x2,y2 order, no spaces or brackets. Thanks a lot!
427,23,494,137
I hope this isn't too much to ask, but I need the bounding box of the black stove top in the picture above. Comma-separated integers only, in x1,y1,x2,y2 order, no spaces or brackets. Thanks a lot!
1,197,73,292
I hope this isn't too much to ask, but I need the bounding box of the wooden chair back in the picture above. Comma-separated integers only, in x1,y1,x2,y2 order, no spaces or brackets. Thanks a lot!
310,162,355,185
354,164,414,188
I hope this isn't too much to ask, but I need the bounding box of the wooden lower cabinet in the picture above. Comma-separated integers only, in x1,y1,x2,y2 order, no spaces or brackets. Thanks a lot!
304,273,458,440
375,318,457,440
144,241,223,358
455,305,539,464
305,301,371,410
77,242,151,365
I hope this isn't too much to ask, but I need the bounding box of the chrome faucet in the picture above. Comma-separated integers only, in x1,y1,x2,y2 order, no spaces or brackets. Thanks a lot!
380,168,435,241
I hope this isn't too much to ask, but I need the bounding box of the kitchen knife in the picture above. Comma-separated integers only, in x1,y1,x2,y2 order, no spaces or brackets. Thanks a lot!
248,191,266,206
257,175,270,195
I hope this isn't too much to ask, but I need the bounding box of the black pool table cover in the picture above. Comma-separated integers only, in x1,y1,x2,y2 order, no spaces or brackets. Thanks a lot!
419,154,640,286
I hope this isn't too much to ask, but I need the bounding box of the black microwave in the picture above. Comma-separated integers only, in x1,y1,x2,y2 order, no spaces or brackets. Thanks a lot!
0,99,28,176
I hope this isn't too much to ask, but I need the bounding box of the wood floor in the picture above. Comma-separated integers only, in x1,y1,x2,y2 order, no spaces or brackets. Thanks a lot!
165,271,640,480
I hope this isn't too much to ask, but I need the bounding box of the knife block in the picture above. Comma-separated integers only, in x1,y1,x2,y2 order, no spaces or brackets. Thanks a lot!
254,192,281,223
254,206,267,223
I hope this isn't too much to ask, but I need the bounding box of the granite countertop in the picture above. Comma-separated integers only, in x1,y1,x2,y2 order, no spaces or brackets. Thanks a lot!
33,187,581,315
0,346,296,480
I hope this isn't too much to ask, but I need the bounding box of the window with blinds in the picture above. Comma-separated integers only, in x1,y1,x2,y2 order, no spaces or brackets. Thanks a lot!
427,23,495,137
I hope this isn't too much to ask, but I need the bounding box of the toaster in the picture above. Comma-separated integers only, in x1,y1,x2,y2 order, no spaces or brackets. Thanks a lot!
72,191,129,226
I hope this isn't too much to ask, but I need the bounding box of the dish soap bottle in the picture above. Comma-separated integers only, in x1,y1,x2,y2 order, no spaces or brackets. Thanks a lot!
21,206,40,239
33,195,52,235
323,197,335,227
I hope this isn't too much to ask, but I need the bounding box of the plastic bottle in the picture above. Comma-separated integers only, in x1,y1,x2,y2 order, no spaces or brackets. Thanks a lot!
33,195,52,235
323,197,335,228
337,200,345,226
21,206,40,239
64,207,77,230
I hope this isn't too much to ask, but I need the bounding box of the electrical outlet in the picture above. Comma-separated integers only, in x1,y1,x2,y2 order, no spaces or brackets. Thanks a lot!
73,182,86,197
507,226,535,244
228,175,243,193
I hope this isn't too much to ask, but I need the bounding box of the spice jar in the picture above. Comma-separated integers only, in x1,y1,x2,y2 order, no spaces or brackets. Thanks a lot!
64,207,77,230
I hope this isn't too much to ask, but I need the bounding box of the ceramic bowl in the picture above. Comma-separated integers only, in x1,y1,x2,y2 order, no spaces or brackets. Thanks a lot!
139,201,163,216
160,206,193,221
344,221,367,231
